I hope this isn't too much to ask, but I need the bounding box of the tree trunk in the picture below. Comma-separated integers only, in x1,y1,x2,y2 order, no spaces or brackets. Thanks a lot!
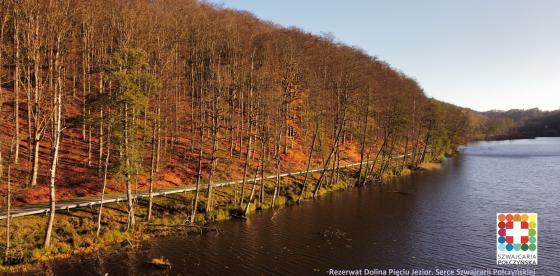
44,53,63,248
412,125,421,167
361,139,374,185
29,139,40,187
297,123,318,203
191,92,204,224
313,110,346,198
4,160,11,261
13,16,20,164
206,90,219,214
243,162,260,215
87,112,92,166
98,76,104,169
357,102,369,185
96,130,111,237
147,118,157,222
366,136,385,181
271,142,281,208
400,129,411,173
334,141,341,185
29,27,43,188
378,137,397,180
206,129,218,213
239,121,252,206
258,135,266,208
124,104,135,230
419,123,432,165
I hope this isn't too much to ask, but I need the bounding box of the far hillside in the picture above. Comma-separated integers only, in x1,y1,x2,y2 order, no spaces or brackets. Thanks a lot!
482,108,560,139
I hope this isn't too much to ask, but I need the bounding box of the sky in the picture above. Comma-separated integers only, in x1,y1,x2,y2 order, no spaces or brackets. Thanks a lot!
207,0,560,112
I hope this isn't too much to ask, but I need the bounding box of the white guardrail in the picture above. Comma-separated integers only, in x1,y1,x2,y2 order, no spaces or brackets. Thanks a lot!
0,153,414,220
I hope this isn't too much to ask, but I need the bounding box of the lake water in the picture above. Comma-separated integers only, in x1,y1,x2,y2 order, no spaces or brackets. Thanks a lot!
47,138,560,275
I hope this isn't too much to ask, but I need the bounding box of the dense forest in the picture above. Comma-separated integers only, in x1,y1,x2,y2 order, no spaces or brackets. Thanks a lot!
0,0,513,259
483,108,560,139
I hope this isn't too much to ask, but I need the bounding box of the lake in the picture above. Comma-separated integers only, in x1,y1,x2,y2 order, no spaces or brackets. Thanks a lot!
47,138,560,275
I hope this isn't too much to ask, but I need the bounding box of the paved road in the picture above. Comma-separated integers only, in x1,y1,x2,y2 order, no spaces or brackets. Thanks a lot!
0,154,411,220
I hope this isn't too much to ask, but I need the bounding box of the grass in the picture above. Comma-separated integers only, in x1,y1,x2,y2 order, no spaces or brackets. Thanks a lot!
0,161,432,272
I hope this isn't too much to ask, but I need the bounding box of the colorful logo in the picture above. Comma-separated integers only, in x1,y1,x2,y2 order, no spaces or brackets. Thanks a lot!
496,213,537,265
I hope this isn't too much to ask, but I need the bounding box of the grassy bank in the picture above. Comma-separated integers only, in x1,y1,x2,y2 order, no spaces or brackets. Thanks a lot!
0,161,438,272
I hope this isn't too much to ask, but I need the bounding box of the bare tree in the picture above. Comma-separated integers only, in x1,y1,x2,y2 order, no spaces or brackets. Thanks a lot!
44,1,69,248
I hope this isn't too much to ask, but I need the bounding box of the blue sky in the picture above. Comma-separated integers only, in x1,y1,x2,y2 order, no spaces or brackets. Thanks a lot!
207,0,560,112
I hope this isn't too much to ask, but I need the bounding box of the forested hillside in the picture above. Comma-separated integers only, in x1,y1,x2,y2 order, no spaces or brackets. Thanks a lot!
482,108,560,139
0,0,481,252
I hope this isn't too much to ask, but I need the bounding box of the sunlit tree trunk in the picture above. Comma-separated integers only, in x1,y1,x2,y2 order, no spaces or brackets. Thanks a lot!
44,41,64,248
271,139,281,208
147,118,157,222
96,128,111,237
244,161,260,215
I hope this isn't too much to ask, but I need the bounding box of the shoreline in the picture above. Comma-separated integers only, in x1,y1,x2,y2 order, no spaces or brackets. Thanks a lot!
0,159,445,272
0,155,415,220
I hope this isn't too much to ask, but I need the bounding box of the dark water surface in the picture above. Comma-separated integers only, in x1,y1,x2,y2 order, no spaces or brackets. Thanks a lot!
48,138,560,275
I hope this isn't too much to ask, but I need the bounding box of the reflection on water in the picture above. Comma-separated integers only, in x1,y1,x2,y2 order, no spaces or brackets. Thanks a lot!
48,138,560,275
